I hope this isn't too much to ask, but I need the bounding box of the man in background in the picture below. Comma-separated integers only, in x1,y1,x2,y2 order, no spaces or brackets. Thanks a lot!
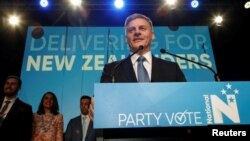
0,75,33,141
65,95,96,141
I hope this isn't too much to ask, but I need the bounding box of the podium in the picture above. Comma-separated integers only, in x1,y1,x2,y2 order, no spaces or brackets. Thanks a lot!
94,82,250,140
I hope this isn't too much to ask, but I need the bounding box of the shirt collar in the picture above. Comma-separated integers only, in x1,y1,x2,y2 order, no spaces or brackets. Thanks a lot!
81,114,89,119
131,51,152,65
3,96,17,104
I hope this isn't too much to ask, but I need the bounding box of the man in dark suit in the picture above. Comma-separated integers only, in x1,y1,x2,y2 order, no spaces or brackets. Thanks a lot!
65,95,96,141
0,75,33,141
90,13,188,140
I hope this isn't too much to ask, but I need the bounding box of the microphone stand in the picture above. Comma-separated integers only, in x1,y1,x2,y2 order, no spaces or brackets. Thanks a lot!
160,48,220,81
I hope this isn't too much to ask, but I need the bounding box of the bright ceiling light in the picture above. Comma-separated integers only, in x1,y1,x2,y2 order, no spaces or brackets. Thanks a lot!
70,0,82,7
244,1,250,9
40,0,49,8
214,15,223,26
191,0,199,8
114,0,124,9
8,15,20,26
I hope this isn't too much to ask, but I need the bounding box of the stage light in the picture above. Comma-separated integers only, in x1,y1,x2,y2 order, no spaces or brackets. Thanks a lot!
8,15,20,26
165,0,177,6
214,15,223,26
114,0,124,9
165,0,178,10
40,0,49,8
70,0,82,7
244,1,250,9
191,0,199,8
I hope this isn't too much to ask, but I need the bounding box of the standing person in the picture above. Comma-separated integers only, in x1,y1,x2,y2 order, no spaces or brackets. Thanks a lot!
65,95,96,141
101,13,186,83
89,13,187,140
0,75,33,141
90,12,186,121
32,91,64,141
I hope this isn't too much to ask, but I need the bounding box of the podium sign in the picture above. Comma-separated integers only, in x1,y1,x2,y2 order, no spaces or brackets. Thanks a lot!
94,82,250,128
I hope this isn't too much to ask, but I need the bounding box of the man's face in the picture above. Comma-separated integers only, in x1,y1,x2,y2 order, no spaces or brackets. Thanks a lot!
125,18,155,54
3,78,20,98
80,98,90,115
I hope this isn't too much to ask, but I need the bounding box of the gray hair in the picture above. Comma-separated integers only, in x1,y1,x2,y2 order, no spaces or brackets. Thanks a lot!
124,13,154,33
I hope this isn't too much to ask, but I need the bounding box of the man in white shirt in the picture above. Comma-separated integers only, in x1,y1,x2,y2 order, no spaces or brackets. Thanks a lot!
65,95,96,141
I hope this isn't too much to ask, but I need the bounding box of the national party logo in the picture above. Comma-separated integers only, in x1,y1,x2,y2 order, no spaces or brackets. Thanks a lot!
203,83,240,124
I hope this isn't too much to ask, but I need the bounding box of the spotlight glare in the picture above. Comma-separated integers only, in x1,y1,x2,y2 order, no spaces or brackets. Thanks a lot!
8,15,20,26
70,0,82,7
114,0,124,9
40,0,49,8
191,0,199,8
165,0,177,6
245,1,250,9
214,15,223,26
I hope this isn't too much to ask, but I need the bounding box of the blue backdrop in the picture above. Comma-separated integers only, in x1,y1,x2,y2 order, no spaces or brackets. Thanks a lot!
20,26,217,130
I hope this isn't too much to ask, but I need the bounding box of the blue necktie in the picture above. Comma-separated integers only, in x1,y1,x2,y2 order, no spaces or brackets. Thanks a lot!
137,56,150,82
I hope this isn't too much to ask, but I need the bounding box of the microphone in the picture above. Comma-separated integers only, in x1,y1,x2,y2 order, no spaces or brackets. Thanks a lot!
111,45,144,82
160,48,220,81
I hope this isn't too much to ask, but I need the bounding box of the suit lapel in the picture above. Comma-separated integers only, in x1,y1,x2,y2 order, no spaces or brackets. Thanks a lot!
4,98,19,120
86,121,93,139
117,58,137,82
151,56,159,82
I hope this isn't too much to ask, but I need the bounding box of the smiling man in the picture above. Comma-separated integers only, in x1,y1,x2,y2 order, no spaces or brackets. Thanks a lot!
100,13,186,83
92,13,187,140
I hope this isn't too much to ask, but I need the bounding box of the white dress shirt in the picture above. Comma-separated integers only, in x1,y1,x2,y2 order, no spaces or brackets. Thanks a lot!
131,51,152,81
81,114,90,141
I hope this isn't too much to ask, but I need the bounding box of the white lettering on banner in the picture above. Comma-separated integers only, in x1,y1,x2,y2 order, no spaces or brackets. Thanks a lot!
160,53,212,69
30,34,210,52
94,55,104,70
164,111,202,125
203,95,213,124
118,113,162,127
72,35,92,51
26,55,75,71
30,35,66,51
94,35,105,50
81,55,104,71
25,54,212,71
81,55,93,70
165,34,207,50
118,111,202,127
30,34,130,51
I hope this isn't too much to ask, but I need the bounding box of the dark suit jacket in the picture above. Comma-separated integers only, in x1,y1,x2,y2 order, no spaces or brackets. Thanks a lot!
101,55,186,82
0,98,33,141
65,115,96,141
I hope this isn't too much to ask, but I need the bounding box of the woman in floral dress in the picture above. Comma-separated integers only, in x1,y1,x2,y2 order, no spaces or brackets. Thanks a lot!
32,91,63,141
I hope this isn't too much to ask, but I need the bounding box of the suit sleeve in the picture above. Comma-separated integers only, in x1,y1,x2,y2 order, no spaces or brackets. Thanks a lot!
19,104,33,141
64,119,73,141
100,63,115,83
175,63,187,82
